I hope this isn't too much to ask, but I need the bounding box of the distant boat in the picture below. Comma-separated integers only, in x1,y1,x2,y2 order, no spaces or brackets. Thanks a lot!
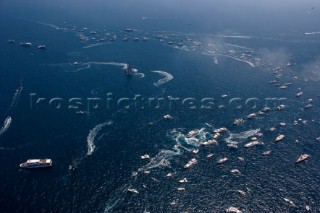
275,134,285,142
184,158,197,169
186,129,198,137
125,63,133,76
127,188,139,194
20,42,32,47
124,28,134,32
20,159,52,169
295,154,309,163
217,157,228,164
69,150,78,172
8,39,15,44
37,45,46,49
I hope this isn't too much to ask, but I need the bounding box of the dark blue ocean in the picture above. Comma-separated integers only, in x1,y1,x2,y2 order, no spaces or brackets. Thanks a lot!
1,0,320,212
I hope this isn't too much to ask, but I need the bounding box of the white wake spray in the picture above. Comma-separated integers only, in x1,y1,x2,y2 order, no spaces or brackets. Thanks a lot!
87,121,113,155
151,70,173,87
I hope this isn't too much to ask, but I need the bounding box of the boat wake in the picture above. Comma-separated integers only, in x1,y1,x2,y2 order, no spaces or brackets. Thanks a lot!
83,42,108,49
151,70,173,87
304,32,320,35
33,20,61,30
218,54,255,67
224,128,261,145
4,84,23,117
87,121,113,155
54,61,145,78
0,116,12,136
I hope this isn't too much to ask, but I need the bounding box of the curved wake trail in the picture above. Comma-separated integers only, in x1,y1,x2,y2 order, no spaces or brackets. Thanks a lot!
151,70,173,87
86,121,113,155
0,116,12,136
4,84,23,117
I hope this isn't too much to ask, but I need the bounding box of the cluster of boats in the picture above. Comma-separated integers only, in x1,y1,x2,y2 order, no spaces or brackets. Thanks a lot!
9,40,46,49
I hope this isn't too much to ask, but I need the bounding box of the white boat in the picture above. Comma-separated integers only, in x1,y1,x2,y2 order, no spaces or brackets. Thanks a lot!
295,154,309,163
230,169,241,174
127,188,139,194
225,206,242,213
277,104,286,110
296,91,303,97
238,157,244,161
275,134,285,142
217,157,228,164
279,85,288,89
207,153,214,158
20,42,32,47
244,141,262,148
184,158,197,169
233,118,243,125
201,139,217,146
177,187,185,191
262,107,271,112
37,45,46,49
163,114,172,119
179,178,188,183
247,113,256,119
237,190,246,196
305,104,313,109
263,150,272,155
166,173,173,177
141,154,150,160
227,144,238,149
186,129,199,137
192,149,199,154
19,159,52,169
214,127,228,133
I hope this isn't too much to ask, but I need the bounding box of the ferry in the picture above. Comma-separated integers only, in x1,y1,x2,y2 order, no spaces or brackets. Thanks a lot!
19,159,52,169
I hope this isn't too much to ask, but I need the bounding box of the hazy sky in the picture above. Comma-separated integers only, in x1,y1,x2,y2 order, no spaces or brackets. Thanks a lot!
1,0,319,33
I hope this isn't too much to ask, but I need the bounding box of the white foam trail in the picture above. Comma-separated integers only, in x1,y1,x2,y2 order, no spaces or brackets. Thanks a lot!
4,85,23,117
224,43,253,50
218,54,255,67
83,42,107,49
33,21,61,30
220,35,252,39
49,61,145,77
138,148,180,172
137,128,208,172
75,64,91,72
0,116,12,136
304,32,320,35
225,128,261,144
104,183,130,213
213,56,219,64
151,70,173,87
87,121,112,155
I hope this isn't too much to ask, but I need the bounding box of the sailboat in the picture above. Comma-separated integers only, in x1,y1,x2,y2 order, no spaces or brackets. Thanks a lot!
125,63,133,76
69,150,78,172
